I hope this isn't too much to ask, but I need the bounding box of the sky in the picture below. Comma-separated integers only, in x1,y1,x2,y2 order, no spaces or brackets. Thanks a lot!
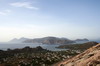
0,0,100,42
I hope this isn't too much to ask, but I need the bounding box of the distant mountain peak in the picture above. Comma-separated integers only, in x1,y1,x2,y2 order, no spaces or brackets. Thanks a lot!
9,37,29,43
20,37,26,39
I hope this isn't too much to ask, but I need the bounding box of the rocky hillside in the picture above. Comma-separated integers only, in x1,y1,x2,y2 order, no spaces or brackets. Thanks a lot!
57,43,100,66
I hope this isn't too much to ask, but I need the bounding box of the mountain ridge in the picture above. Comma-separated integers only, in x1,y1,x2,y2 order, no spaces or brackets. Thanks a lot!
9,36,89,44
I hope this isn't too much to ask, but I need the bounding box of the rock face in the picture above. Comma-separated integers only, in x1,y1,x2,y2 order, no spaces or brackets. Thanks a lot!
59,43,100,66
23,37,75,44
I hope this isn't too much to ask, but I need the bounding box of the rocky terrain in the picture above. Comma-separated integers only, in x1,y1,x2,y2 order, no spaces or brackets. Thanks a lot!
1,40,99,66
56,43,100,66
0,46,78,66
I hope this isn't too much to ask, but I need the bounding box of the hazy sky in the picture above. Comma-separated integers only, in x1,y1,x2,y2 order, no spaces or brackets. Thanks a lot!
0,0,100,42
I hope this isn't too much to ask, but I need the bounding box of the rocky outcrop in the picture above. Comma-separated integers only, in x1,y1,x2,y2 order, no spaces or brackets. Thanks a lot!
58,43,100,66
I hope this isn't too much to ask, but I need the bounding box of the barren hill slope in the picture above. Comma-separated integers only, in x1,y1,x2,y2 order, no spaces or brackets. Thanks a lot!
57,43,100,66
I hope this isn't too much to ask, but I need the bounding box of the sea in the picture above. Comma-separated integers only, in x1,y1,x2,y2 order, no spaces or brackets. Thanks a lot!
0,42,67,51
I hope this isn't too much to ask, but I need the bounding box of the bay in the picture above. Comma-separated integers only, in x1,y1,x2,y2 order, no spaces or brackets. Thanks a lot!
0,42,67,51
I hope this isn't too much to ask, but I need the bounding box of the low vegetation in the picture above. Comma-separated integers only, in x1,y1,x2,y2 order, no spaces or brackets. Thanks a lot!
0,46,78,66
57,42,98,51
0,42,97,66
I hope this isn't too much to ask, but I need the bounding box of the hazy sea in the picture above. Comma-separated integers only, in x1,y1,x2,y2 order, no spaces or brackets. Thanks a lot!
0,42,67,51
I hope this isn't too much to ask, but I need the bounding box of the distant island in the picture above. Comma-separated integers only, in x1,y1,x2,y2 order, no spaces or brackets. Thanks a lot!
9,37,30,43
9,36,89,44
